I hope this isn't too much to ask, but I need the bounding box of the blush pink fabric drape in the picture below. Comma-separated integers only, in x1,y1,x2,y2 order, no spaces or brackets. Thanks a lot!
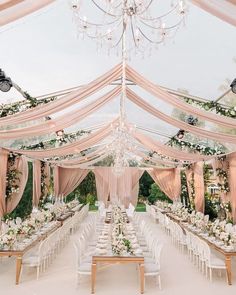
193,162,205,213
191,0,236,27
33,160,41,207
127,88,236,144
0,148,9,217
94,167,143,207
0,64,122,126
126,66,236,132
0,0,55,26
6,156,28,213
53,166,59,197
94,168,110,206
227,152,236,222
185,167,193,202
14,120,116,158
53,167,88,197
0,150,29,217
0,86,120,140
148,168,181,201
133,128,211,162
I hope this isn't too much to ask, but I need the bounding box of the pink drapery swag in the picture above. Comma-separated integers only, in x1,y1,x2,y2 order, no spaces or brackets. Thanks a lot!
148,168,181,202
13,119,117,159
193,162,205,213
126,87,236,145
0,148,9,217
227,152,236,223
0,0,55,26
0,150,28,218
0,64,122,127
0,86,121,140
191,0,236,27
33,160,41,208
185,163,205,213
53,166,88,198
94,167,143,207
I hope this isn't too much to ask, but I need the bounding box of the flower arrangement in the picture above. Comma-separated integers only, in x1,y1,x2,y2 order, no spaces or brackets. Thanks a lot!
5,152,22,200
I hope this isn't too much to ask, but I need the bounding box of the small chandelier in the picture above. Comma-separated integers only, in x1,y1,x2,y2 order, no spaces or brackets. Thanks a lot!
110,121,134,176
70,0,187,56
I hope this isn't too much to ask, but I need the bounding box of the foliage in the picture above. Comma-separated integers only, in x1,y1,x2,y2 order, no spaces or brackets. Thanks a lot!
148,183,171,204
6,162,33,220
66,171,97,205
184,97,236,118
20,130,88,150
0,95,56,118
204,192,218,220
135,203,146,212
86,193,96,205
5,152,22,200
180,171,189,207
139,171,154,198
168,136,225,156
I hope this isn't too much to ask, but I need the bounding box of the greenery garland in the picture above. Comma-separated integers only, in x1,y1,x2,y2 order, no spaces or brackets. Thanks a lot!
5,152,22,200
184,97,236,118
0,94,56,118
216,156,230,194
20,130,89,150
188,167,195,210
168,137,225,156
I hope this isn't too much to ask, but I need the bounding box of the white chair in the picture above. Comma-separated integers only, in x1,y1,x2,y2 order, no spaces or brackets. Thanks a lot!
202,241,227,282
73,240,91,284
144,242,163,290
22,238,49,279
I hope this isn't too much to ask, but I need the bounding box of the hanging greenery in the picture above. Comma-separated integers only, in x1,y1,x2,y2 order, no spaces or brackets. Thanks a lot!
216,156,230,194
168,137,225,156
184,97,236,118
5,152,22,200
180,171,189,207
0,94,56,118
20,130,89,150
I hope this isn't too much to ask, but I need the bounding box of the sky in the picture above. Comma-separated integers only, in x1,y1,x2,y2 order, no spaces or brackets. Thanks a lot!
0,0,236,146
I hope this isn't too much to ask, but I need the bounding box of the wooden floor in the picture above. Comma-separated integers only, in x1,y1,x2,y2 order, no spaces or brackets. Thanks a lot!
1,212,236,295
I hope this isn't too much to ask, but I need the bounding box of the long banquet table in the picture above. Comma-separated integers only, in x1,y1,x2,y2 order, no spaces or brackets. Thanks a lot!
0,222,61,284
0,203,83,284
154,206,236,285
91,255,144,294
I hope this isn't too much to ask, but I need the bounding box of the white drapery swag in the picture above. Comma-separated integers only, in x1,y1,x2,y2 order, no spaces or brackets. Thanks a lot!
94,167,143,207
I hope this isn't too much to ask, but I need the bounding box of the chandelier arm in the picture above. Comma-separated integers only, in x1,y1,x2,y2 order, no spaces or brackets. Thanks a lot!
139,3,178,21
111,25,125,48
91,0,122,17
139,17,184,30
136,0,154,15
76,15,122,27
79,19,123,40
130,16,139,48
137,26,164,44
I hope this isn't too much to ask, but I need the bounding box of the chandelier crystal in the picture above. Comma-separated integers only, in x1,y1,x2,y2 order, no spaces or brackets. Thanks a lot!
70,0,187,56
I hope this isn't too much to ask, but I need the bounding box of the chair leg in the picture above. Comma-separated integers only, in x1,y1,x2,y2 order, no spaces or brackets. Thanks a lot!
36,266,40,280
209,268,212,282
158,275,162,290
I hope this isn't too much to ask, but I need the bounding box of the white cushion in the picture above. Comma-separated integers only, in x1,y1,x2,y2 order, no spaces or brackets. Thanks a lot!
144,262,160,274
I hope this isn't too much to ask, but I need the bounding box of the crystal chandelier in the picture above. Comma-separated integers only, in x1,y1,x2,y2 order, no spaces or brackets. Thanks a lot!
109,121,134,176
70,0,187,56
